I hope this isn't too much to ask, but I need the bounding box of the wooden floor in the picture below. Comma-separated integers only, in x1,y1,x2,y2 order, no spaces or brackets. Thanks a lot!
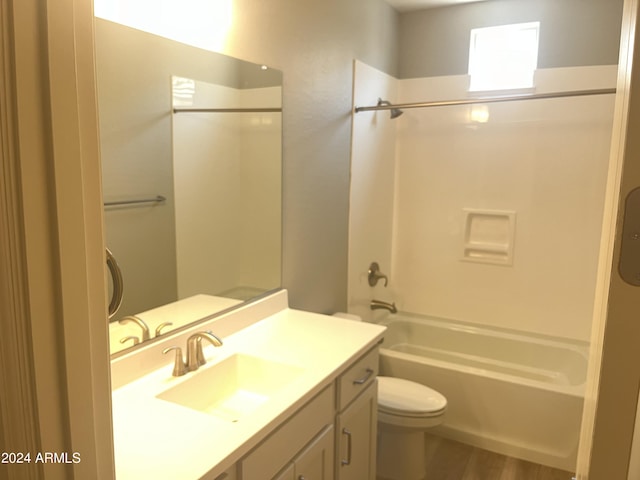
382,434,575,480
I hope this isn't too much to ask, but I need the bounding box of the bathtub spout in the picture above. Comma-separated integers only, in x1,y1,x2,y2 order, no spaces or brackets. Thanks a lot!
370,299,397,313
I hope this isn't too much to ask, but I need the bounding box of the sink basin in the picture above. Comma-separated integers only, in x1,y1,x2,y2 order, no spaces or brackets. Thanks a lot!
157,354,304,422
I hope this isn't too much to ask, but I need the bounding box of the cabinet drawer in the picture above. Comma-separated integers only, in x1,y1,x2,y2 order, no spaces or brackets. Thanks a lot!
337,347,379,411
240,384,334,479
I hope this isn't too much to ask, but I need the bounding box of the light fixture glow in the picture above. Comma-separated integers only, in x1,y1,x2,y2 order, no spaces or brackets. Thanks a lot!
94,0,234,53
469,104,490,123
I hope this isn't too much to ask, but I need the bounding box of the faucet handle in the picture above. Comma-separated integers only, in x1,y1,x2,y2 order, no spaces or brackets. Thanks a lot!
155,321,174,337
368,262,389,287
163,346,187,377
119,335,140,347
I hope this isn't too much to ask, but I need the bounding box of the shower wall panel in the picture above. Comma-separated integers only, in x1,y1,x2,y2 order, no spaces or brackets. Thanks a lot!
392,66,616,341
348,61,398,322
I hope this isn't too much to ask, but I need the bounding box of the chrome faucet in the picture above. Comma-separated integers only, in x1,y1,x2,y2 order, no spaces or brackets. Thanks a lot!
370,299,397,314
162,346,187,377
186,331,224,372
119,315,150,341
162,330,224,377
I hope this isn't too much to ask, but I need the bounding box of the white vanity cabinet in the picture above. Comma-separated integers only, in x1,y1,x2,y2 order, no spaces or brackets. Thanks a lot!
336,382,377,480
238,346,380,480
110,295,387,480
273,426,334,480
335,347,379,480
239,385,335,479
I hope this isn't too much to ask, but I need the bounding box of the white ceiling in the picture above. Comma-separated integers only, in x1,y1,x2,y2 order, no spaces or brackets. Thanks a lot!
385,0,486,12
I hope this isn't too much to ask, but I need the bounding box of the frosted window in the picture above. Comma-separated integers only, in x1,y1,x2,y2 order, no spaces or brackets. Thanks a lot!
468,22,540,92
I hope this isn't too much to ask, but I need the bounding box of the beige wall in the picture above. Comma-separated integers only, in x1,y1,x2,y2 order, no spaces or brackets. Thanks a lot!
398,0,624,79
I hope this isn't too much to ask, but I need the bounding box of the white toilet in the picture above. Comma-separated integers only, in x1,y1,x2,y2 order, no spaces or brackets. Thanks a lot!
376,376,447,480
331,313,447,480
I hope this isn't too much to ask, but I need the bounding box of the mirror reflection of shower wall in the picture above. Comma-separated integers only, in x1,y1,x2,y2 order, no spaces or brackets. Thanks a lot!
172,77,282,301
96,18,282,354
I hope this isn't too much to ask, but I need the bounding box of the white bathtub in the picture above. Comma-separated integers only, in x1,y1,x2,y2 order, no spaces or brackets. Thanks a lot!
377,312,589,472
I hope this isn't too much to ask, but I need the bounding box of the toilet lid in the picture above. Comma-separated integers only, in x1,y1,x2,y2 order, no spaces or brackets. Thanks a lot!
378,376,447,416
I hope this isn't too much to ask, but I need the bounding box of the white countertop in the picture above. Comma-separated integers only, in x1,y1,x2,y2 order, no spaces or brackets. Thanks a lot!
111,293,386,480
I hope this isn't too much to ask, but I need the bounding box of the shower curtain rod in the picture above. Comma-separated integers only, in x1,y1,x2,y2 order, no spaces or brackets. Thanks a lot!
353,87,616,113
173,107,282,114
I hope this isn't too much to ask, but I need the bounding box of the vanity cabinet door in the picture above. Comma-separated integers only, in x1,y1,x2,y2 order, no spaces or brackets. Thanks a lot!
272,426,333,480
293,425,334,480
336,380,377,480
241,385,334,479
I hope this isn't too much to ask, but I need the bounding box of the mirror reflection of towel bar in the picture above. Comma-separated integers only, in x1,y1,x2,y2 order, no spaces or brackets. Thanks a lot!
104,195,166,207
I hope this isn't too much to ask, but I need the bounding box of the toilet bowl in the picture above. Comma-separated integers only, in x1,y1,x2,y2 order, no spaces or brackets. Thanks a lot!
377,376,447,480
331,313,447,479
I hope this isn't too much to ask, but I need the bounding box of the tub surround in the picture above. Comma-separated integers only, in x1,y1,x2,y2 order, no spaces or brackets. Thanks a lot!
391,65,614,342
349,62,615,341
110,290,385,479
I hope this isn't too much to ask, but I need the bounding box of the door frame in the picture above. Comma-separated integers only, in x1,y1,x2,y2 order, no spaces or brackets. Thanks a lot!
577,0,640,477
0,0,114,478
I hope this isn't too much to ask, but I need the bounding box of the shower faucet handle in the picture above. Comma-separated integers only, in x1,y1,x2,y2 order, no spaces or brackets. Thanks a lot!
368,262,388,287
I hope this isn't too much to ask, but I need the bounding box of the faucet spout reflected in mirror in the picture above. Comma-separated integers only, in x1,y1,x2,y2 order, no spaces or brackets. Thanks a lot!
186,331,224,372
370,299,397,314
118,315,150,341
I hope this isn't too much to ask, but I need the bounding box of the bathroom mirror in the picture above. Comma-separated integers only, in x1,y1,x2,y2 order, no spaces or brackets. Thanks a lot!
95,18,282,355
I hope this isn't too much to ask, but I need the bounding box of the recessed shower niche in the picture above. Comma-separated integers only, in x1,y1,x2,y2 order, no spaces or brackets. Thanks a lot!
461,209,516,265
